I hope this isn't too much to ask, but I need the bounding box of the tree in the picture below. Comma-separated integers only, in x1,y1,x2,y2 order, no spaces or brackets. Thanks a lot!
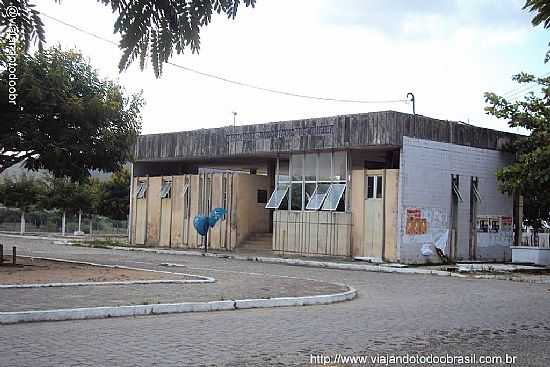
97,167,131,220
523,0,550,62
0,175,44,234
484,73,550,233
0,46,143,181
0,0,256,77
39,176,100,235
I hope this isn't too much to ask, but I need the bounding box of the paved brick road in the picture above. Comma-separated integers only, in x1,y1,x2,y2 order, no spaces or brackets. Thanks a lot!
1,236,550,366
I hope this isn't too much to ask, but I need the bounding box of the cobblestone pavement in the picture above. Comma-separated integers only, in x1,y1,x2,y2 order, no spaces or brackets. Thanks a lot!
0,238,347,312
1,236,550,366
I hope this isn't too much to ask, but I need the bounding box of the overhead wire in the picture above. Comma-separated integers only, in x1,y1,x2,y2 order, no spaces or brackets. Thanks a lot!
41,12,409,105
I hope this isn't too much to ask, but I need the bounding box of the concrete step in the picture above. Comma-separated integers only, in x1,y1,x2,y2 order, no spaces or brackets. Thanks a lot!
239,241,272,248
248,233,273,241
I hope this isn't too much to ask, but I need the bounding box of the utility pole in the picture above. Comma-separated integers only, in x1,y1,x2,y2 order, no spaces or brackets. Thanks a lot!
407,92,416,115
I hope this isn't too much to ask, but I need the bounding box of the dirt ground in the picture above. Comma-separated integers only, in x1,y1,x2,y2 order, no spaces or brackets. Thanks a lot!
0,257,189,285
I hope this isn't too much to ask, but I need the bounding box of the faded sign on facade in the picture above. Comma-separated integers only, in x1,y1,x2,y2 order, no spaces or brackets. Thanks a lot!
402,207,450,256
406,208,427,235
477,215,513,233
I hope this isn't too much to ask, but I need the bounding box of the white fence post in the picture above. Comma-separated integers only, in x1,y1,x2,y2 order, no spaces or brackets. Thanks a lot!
20,211,25,235
61,211,66,236
78,209,82,233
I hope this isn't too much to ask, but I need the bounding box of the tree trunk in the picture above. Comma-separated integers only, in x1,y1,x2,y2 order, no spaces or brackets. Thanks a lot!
20,211,25,235
61,211,66,236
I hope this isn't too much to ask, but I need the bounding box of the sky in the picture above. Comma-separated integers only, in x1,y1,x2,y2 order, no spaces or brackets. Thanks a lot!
36,0,548,135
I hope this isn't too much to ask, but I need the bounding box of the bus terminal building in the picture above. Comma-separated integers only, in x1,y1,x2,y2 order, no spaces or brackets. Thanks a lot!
129,111,520,264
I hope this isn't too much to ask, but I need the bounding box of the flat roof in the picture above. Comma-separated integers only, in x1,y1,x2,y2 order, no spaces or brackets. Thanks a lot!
135,111,518,162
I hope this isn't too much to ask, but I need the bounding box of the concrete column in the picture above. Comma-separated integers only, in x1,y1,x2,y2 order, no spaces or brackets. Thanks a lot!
267,160,276,234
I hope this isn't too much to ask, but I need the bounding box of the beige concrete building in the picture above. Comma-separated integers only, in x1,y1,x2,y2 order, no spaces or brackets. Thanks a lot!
130,111,520,264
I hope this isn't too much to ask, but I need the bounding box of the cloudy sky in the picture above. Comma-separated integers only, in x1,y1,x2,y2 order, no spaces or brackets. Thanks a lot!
37,0,548,134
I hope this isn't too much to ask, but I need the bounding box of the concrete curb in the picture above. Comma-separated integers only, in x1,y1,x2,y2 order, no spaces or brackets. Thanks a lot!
0,279,207,289
17,255,216,283
0,287,356,324
0,233,464,278
110,245,466,278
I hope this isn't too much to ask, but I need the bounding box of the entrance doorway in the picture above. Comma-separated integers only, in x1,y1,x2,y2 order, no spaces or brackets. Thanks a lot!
364,172,384,259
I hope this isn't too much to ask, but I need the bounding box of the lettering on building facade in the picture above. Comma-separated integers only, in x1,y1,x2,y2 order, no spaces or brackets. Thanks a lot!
226,124,335,142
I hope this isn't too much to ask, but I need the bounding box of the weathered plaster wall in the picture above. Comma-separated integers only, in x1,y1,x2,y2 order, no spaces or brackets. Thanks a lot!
398,137,514,264
273,211,351,257
131,173,251,250
234,174,271,245
135,111,515,162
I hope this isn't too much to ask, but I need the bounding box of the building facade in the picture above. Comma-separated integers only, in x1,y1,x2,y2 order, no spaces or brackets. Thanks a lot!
130,111,519,264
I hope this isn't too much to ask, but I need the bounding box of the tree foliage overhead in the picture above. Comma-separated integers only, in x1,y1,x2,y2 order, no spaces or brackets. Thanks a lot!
485,73,550,231
0,0,256,77
0,46,143,181
523,0,550,62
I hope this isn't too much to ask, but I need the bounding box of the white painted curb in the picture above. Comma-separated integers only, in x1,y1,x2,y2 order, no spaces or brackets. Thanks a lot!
0,279,204,289
16,255,216,283
0,287,356,324
0,233,466,278
111,246,465,278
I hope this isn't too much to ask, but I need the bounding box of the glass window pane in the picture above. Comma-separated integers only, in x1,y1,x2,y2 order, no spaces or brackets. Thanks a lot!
305,183,316,203
279,190,289,210
160,180,172,198
376,176,383,199
321,184,346,211
290,182,303,210
136,182,146,198
318,152,331,181
278,159,290,183
291,154,303,181
265,183,289,209
336,191,346,211
306,183,330,210
304,153,317,181
333,151,346,181
367,176,374,199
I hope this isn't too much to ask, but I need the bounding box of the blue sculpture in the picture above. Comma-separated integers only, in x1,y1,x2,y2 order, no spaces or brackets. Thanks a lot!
193,215,210,236
193,208,227,253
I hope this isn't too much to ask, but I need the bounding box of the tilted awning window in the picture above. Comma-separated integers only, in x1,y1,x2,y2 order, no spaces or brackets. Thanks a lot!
472,183,482,202
265,183,290,209
305,183,331,210
136,181,147,199
452,181,463,202
321,184,346,211
160,180,172,198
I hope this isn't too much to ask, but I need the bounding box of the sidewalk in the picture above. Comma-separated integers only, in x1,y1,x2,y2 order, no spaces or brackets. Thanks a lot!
1,233,549,282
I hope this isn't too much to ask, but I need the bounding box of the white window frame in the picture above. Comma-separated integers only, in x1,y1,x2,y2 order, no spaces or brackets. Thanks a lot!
452,175,463,202
366,175,383,200
274,151,349,212
305,183,331,210
160,179,172,199
265,183,290,209
321,183,346,211
472,180,482,202
136,181,147,199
